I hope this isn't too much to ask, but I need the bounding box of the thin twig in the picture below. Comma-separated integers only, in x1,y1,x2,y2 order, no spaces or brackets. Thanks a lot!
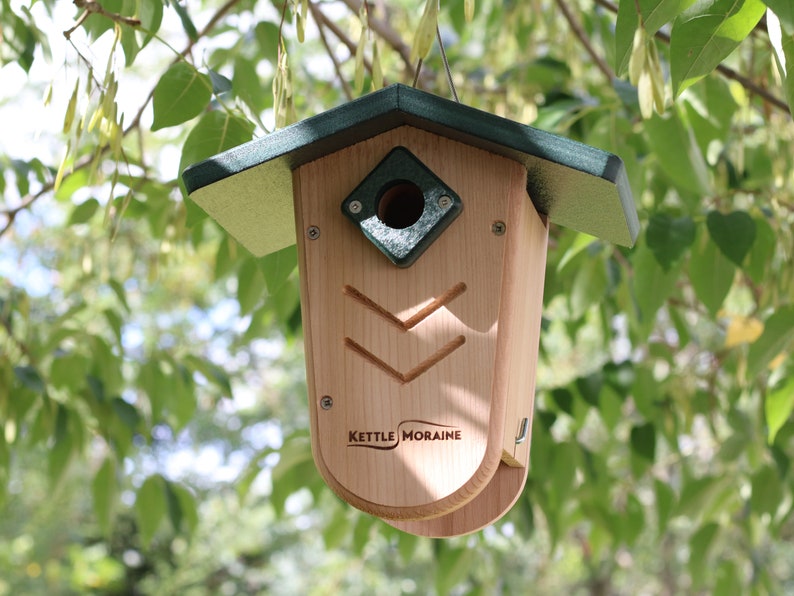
556,0,614,81
64,0,141,39
310,3,354,100
311,5,375,76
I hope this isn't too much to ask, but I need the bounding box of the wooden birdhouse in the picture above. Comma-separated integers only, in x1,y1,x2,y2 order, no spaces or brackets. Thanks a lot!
182,84,638,538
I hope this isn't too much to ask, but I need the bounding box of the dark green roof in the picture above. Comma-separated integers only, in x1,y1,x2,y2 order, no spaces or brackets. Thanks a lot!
183,84,638,252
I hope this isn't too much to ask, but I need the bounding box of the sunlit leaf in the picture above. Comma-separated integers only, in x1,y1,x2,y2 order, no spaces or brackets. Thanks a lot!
747,306,794,377
151,63,212,131
411,0,439,63
766,376,794,443
670,0,766,96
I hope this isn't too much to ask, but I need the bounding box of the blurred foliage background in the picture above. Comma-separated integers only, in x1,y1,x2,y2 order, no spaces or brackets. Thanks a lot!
2,0,794,593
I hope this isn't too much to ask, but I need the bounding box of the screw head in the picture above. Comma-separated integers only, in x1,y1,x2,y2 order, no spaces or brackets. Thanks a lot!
437,195,452,209
306,225,320,240
348,200,362,214
320,396,333,410
492,221,506,235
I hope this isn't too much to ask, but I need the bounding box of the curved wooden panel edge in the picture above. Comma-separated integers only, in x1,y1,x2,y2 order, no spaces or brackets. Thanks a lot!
383,461,529,537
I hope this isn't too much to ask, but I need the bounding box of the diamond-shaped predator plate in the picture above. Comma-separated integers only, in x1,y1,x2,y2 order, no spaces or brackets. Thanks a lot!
341,147,462,267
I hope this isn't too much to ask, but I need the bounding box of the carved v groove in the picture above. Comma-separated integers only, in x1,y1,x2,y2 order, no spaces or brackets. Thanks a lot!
344,335,466,384
343,282,467,331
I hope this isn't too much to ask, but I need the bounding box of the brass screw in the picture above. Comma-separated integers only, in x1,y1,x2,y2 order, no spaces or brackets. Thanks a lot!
307,226,320,240
492,221,506,235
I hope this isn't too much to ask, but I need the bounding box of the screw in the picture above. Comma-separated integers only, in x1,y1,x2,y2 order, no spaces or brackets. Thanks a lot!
348,200,362,214
320,396,333,410
306,225,320,240
437,195,452,209
492,221,506,235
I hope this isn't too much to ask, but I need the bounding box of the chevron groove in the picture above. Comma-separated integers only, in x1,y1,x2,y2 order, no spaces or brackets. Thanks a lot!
342,282,467,331
344,335,466,384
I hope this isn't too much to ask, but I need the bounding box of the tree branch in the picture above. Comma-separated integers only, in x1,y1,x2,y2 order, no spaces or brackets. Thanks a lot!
310,3,354,100
556,0,615,81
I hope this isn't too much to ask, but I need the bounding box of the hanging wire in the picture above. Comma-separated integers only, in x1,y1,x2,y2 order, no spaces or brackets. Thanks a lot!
411,26,460,103
436,26,459,103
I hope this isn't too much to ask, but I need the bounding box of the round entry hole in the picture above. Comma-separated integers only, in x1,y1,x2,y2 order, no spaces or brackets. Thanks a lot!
377,181,424,229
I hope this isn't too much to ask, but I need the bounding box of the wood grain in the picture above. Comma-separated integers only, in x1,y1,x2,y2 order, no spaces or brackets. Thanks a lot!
293,125,547,528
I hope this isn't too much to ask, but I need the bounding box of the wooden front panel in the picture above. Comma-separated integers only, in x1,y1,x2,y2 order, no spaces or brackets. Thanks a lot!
293,126,544,520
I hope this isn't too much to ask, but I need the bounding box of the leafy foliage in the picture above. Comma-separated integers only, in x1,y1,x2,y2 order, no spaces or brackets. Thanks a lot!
2,0,794,593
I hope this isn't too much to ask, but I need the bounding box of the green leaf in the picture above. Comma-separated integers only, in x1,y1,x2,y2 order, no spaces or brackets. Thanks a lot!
643,109,711,197
551,388,574,415
151,63,212,131
747,306,794,377
706,210,756,266
768,10,794,110
689,230,736,315
48,407,74,487
50,353,90,391
436,545,474,595
169,0,198,41
714,561,741,596
92,456,117,536
259,245,297,294
136,474,167,548
165,481,198,535
616,0,697,74
646,213,696,270
254,21,281,64
138,0,164,49
670,0,766,96
750,465,783,515
179,111,255,183
569,254,609,318
654,478,676,532
322,507,352,550
746,216,776,284
111,397,140,431
630,422,656,461
631,244,683,339
688,522,720,588
68,198,100,225
14,365,45,393
237,257,267,315
766,376,794,443
576,372,603,407
619,494,645,546
185,355,233,397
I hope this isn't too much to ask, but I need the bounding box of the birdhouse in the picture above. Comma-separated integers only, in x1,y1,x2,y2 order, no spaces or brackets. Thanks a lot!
182,84,638,538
